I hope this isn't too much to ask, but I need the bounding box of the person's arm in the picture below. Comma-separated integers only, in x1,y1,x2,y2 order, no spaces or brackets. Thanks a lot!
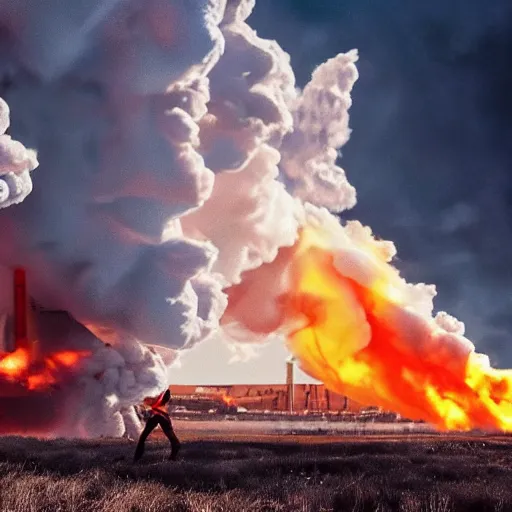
155,388,171,407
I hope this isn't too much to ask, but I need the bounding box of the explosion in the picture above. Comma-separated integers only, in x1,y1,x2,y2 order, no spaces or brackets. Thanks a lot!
225,221,512,431
0,0,508,437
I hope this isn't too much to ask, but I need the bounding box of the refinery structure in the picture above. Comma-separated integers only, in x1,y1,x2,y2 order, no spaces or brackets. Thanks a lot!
169,382,369,415
168,360,394,419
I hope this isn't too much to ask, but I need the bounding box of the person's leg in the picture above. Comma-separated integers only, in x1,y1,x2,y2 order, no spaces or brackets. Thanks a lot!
133,416,159,462
158,417,181,460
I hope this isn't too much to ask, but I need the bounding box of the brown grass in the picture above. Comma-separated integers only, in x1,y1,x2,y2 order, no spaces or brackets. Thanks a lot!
0,434,511,511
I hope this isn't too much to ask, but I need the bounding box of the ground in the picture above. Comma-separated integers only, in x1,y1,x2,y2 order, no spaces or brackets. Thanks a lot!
0,429,512,511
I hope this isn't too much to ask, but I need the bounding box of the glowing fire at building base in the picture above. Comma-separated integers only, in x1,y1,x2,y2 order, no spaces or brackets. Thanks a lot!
0,268,91,393
0,348,91,392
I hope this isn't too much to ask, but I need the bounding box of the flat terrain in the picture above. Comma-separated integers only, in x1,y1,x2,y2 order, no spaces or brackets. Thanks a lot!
0,429,512,511
173,418,436,436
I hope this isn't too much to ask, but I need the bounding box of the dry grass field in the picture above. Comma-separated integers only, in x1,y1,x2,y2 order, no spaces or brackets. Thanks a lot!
0,431,512,511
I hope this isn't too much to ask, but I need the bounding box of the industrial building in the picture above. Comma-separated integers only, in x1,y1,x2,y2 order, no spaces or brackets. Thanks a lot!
169,382,368,414
170,362,370,415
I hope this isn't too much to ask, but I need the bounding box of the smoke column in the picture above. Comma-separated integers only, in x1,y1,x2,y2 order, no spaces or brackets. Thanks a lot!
0,0,509,436
0,98,38,209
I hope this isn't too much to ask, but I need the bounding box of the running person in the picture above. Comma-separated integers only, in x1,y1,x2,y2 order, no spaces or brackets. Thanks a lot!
133,388,181,462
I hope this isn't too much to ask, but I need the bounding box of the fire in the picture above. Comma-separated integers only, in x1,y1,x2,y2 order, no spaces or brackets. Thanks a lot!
281,227,512,431
0,266,92,394
0,347,91,392
221,394,235,406
224,225,512,432
50,351,89,368
0,349,30,379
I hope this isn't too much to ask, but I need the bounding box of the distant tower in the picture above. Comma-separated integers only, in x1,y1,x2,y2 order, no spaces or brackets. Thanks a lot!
286,359,294,413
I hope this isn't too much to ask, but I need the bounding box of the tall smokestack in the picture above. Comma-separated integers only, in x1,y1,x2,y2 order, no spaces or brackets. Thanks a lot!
286,359,294,413
12,268,38,358
13,268,28,351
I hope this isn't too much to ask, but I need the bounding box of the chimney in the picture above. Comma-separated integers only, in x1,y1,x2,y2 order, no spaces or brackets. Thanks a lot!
12,267,38,358
13,267,28,350
286,359,294,413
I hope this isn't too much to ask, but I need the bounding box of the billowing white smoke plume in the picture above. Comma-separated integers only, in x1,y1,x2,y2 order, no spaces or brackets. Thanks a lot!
0,98,38,208
0,0,452,436
280,52,358,212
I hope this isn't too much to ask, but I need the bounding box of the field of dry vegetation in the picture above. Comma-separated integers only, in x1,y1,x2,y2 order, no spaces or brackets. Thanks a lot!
0,434,511,511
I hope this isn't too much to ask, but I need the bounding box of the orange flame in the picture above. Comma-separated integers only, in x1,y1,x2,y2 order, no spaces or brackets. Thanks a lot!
50,351,90,368
224,226,512,431
221,394,235,406
282,228,512,431
0,347,91,392
0,348,31,379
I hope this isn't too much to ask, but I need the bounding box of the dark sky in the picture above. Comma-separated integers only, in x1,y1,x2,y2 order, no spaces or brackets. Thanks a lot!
250,0,512,366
